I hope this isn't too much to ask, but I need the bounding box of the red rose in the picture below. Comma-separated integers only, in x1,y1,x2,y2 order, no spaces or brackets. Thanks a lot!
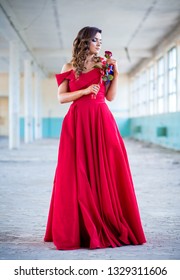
105,51,112,59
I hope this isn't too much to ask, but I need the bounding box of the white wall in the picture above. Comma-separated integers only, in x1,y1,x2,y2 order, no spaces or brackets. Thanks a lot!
0,73,8,97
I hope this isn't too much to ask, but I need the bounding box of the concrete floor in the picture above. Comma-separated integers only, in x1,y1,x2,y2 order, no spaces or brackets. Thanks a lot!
0,137,180,260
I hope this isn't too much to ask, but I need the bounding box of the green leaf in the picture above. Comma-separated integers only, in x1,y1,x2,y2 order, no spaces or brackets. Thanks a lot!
102,76,108,81
108,75,114,81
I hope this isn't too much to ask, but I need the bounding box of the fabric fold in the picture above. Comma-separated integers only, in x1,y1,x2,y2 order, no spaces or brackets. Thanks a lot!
55,70,74,86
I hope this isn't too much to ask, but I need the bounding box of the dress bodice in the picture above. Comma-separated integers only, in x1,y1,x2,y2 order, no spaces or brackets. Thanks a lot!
55,68,106,103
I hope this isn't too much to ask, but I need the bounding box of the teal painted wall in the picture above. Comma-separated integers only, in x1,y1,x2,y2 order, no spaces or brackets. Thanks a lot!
42,118,63,138
20,118,35,139
116,118,130,137
20,113,180,150
130,112,180,150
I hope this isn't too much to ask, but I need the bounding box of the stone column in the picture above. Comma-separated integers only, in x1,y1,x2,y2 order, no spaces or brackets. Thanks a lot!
9,41,20,149
24,59,33,143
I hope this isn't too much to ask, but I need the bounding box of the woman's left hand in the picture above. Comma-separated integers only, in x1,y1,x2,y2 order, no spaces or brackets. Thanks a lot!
106,58,119,76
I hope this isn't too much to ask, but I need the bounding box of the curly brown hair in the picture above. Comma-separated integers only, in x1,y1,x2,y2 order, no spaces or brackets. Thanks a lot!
71,26,102,76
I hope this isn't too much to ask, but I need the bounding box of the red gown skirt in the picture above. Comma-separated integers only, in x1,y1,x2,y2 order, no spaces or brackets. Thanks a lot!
44,68,146,250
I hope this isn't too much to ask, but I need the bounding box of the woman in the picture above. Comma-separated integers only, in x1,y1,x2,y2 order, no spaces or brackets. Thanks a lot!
44,26,146,250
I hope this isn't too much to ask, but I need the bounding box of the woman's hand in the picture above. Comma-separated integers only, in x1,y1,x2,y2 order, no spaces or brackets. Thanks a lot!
105,57,119,101
106,58,119,76
83,84,100,96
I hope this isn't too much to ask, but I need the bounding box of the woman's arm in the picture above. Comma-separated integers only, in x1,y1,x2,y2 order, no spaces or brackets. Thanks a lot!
57,63,100,104
105,59,119,101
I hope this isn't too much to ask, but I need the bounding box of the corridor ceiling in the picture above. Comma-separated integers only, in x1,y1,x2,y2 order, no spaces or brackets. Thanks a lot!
0,0,180,76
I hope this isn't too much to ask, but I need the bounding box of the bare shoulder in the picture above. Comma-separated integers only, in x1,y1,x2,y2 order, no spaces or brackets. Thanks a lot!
61,63,73,73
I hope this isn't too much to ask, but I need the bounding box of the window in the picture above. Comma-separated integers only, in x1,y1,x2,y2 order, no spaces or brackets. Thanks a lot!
136,76,140,116
130,79,135,117
149,65,155,115
168,47,177,112
157,57,165,113
131,77,139,117
140,71,147,116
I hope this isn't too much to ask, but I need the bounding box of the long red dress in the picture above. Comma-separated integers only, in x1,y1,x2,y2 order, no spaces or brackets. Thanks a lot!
44,68,146,250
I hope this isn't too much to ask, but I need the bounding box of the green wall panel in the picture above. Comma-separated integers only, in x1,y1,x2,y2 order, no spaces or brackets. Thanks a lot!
130,112,180,150
42,118,63,138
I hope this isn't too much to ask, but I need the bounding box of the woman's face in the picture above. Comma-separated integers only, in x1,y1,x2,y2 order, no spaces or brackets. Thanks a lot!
89,32,102,55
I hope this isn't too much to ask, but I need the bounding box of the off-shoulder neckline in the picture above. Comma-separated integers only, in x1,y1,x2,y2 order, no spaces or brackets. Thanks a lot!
61,68,98,75
80,68,98,75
